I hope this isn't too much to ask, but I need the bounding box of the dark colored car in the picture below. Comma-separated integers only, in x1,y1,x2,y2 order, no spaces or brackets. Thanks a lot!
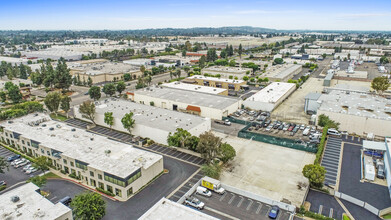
59,196,72,206
268,205,280,219
292,125,300,133
7,154,21,162
278,124,284,130
263,120,271,127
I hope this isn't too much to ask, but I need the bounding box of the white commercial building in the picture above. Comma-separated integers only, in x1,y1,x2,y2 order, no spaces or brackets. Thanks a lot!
139,197,218,220
0,114,163,201
123,59,153,66
74,99,211,145
162,81,228,95
0,56,36,65
263,64,302,82
201,66,252,79
0,183,73,220
132,87,242,120
22,49,85,61
65,38,108,44
243,82,296,111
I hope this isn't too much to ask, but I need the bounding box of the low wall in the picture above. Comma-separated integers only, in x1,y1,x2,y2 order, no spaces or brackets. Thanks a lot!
177,179,202,204
172,146,202,158
334,191,380,216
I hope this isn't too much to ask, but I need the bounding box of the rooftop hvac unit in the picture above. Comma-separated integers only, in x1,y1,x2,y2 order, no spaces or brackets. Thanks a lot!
11,196,20,203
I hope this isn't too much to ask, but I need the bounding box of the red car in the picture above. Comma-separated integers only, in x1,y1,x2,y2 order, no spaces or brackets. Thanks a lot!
288,125,295,132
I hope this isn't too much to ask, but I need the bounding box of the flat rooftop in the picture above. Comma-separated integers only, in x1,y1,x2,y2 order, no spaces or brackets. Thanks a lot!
71,61,139,75
0,113,162,178
318,90,391,121
0,56,31,64
0,183,71,220
93,98,209,133
187,75,245,84
202,66,251,74
245,82,295,103
139,198,218,220
134,86,241,110
264,64,302,79
162,81,227,95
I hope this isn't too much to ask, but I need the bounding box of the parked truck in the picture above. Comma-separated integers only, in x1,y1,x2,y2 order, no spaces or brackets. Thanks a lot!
214,119,231,126
201,176,225,194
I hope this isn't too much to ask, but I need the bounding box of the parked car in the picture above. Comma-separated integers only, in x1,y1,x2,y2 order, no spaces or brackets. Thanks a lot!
0,180,6,186
310,126,316,133
249,117,255,121
292,125,300,133
13,158,27,167
273,121,280,129
283,123,289,131
268,205,280,219
7,154,20,162
59,196,72,206
26,167,38,174
300,124,305,130
278,124,284,130
266,125,273,131
288,124,295,132
184,196,205,210
196,186,212,197
377,165,385,179
11,158,24,166
303,128,310,136
15,160,30,168
255,125,261,130
340,131,349,136
327,128,341,137
23,164,33,172
263,120,271,127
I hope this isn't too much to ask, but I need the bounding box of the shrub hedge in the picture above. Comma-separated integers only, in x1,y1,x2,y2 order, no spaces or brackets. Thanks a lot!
96,187,115,197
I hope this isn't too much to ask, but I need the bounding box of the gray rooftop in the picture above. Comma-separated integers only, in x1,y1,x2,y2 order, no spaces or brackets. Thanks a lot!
305,93,322,100
0,113,162,178
94,98,210,133
134,87,241,110
318,90,391,121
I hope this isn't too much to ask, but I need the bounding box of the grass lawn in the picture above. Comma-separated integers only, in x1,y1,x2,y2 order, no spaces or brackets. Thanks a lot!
41,172,61,179
383,214,391,219
50,113,68,121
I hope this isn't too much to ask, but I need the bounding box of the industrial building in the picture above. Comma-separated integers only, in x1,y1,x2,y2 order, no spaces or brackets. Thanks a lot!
70,60,142,84
139,197,218,220
243,82,296,111
162,81,228,95
0,114,163,201
0,183,73,220
131,86,242,120
123,58,153,66
65,38,108,44
262,64,302,82
22,49,85,61
315,90,391,137
304,93,322,114
183,75,246,91
201,66,252,79
74,99,211,145
0,56,36,65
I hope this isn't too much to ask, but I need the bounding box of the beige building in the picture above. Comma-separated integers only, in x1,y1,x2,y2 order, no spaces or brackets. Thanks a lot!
0,114,163,201
70,59,142,84
162,81,228,95
184,75,247,91
263,64,302,82
0,183,73,220
201,66,252,79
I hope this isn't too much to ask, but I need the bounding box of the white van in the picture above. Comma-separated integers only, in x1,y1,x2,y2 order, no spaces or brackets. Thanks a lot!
327,128,341,136
196,186,212,197
303,128,310,136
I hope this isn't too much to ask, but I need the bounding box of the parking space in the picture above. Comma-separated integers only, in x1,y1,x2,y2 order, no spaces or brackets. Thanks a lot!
89,126,134,144
65,118,92,129
192,190,292,220
306,189,345,220
0,147,42,190
339,143,391,210
341,135,363,145
147,144,205,166
247,122,317,142
321,137,342,186
169,170,204,202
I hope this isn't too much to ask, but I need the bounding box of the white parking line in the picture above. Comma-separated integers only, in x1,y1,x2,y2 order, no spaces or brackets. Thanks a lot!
246,199,253,210
256,202,262,214
219,192,227,201
237,196,244,207
265,206,271,217
228,193,236,204
319,205,323,215
50,196,57,201
329,208,333,218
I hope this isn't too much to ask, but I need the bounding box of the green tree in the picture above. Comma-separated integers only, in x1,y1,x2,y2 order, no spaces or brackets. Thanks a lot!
140,65,146,74
0,91,6,102
219,143,236,163
121,112,135,134
0,156,9,173
317,114,339,129
197,131,222,164
87,76,93,87
79,101,96,124
102,83,116,97
33,156,50,174
8,85,22,103
206,48,218,62
380,56,389,64
44,92,61,115
238,43,243,58
116,81,126,95
302,164,326,188
54,58,72,91
123,73,131,81
89,86,101,101
242,76,249,81
273,58,284,65
27,176,47,187
104,112,114,130
71,192,106,220
199,55,206,69
201,163,222,179
167,128,192,149
60,95,72,116
371,76,389,94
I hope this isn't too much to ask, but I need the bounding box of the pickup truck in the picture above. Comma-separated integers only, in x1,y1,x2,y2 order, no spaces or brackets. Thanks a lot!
214,119,231,126
184,196,205,209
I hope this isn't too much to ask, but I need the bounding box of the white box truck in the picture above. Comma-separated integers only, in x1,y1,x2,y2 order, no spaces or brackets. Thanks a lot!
201,176,225,194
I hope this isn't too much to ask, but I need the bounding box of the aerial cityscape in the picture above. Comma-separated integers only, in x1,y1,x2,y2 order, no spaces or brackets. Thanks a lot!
0,1,391,220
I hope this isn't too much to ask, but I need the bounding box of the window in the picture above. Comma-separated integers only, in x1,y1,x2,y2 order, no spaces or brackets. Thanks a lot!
115,188,122,197
90,171,94,177
22,140,25,144
90,179,96,187
127,188,133,197
75,162,87,170
98,174,102,180
98,182,104,189
70,162,74,167
71,169,76,174
47,151,50,156
41,149,44,154
104,175,125,187
106,185,113,193
126,171,141,185
63,159,67,164
5,133,8,137
27,142,30,146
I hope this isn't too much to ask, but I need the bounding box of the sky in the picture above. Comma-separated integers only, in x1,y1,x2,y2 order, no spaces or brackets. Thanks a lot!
0,0,391,31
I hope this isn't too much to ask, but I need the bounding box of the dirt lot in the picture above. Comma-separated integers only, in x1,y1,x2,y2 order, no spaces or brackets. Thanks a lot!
355,62,384,80
214,132,315,207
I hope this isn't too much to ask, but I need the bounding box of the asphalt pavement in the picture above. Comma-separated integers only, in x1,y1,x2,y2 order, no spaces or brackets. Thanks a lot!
306,190,345,220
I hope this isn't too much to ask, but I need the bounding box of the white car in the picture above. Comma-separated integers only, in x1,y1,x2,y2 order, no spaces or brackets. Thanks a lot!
26,167,38,174
11,158,23,166
196,186,212,197
23,164,33,172
13,158,27,167
184,196,205,210
15,160,30,168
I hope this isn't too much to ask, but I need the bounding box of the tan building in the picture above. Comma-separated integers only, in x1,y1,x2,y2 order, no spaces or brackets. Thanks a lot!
201,66,252,79
69,59,142,84
183,75,247,91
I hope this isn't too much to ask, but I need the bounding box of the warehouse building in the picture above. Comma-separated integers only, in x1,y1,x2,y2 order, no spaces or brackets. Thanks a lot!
65,38,108,44
74,99,211,145
139,197,218,220
0,56,37,65
183,75,246,91
162,81,228,95
131,87,242,120
22,49,85,61
201,66,252,79
70,60,142,84
316,90,391,137
0,183,73,220
304,93,322,114
243,82,296,111
262,64,302,82
0,114,163,201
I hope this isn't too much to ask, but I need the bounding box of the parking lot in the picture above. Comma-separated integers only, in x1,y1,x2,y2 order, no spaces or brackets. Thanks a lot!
192,190,293,220
321,137,342,186
0,147,42,191
147,144,205,166
169,170,204,202
89,125,135,144
306,189,345,220
65,118,92,129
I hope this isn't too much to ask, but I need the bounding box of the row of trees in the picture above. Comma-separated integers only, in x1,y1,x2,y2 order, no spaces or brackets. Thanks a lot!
43,92,71,116
0,82,23,103
87,81,126,101
0,61,32,80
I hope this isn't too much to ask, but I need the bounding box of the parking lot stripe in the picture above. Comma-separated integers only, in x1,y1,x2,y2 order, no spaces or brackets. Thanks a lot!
246,199,253,210
318,205,323,215
265,206,271,217
228,193,236,204
329,208,333,218
219,192,227,202
49,196,57,201
256,203,262,214
204,207,240,220
237,196,244,207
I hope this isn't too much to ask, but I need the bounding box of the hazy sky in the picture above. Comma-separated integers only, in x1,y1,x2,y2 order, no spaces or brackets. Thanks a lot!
1,0,391,31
